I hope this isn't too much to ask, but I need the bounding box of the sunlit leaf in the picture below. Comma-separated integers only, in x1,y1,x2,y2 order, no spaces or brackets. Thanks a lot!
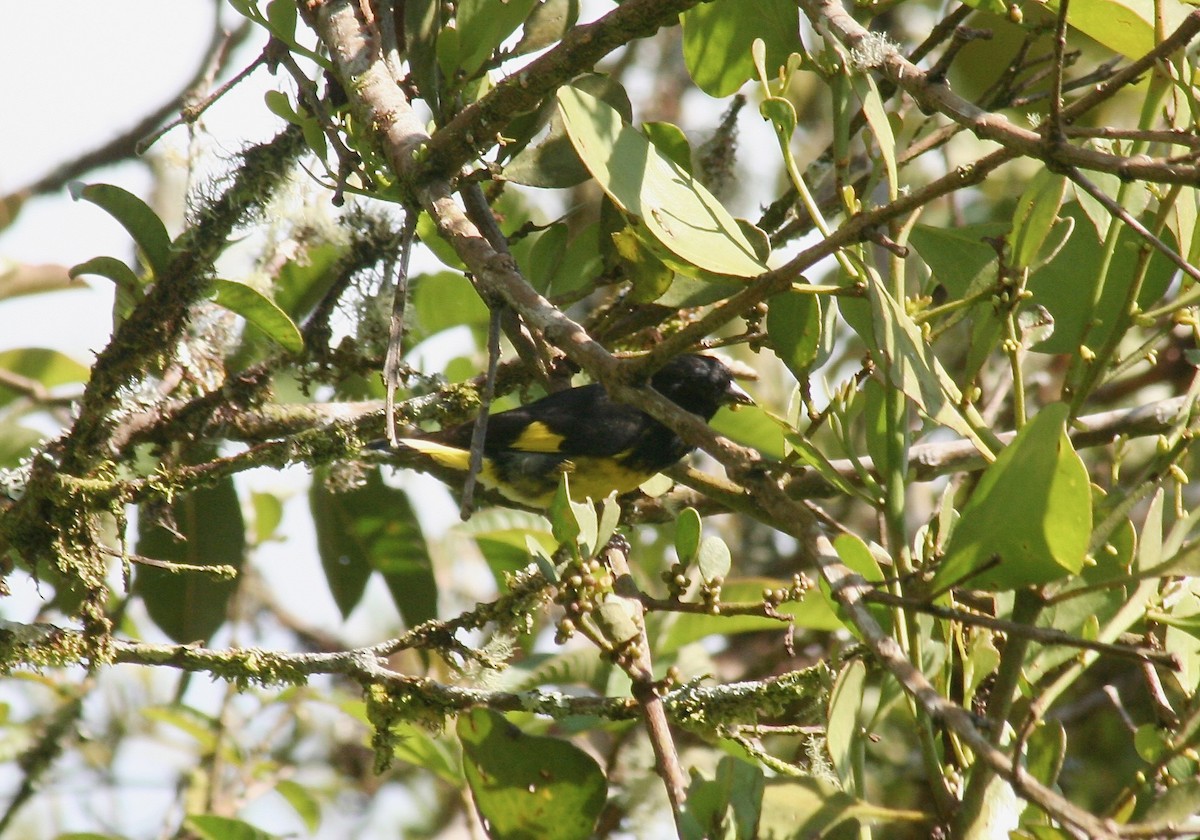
456,0,538,77
184,815,280,840
827,659,865,789
1050,0,1189,58
273,780,321,834
459,708,606,840
69,182,172,279
697,535,731,584
1010,170,1067,270
675,507,702,566
767,290,821,382
1028,204,1174,355
0,348,89,408
682,0,800,97
932,403,1091,591
208,279,304,354
557,86,768,277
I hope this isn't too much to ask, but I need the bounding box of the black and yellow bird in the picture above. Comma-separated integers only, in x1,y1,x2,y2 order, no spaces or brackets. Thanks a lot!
378,354,752,508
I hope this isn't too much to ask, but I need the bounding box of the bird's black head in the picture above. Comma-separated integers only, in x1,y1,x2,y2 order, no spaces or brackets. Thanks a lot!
649,354,753,420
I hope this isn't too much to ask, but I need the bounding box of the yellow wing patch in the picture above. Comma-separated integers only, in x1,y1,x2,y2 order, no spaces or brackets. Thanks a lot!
510,421,567,453
397,439,472,470
395,440,661,508
561,455,655,501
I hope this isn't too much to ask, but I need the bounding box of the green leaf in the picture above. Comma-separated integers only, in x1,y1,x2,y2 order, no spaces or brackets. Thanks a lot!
1136,488,1165,574
274,779,321,833
656,273,743,308
311,468,437,626
0,421,43,467
573,497,599,556
1133,723,1170,763
1141,778,1200,824
709,402,786,461
682,0,799,97
264,90,299,123
506,75,631,189
456,0,539,77
458,708,606,840
1052,0,1189,59
697,536,732,584
1025,721,1066,787
860,271,990,453
208,279,304,354
557,86,768,278
819,533,891,637
861,376,894,480
548,473,581,547
272,242,345,320
70,255,144,321
412,271,490,337
389,720,462,783
265,0,297,41
595,494,621,555
684,756,765,840
767,290,821,381
0,348,89,408
135,468,245,644
550,221,603,297
595,595,641,646
610,227,674,302
642,121,692,172
675,507,702,566
852,73,897,196
756,776,867,837
511,0,579,56
142,705,219,752
1027,203,1175,354
69,182,172,279
909,223,1007,298
251,491,284,545
827,659,866,789
405,0,443,114
786,433,874,503
932,403,1092,591
759,96,796,138
1010,170,1067,270
184,815,280,840
435,24,461,83
0,262,86,301
517,222,569,293
461,507,556,581
1151,610,1200,641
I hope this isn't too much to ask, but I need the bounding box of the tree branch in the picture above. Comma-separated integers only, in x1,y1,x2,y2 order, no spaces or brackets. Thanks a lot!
800,0,1200,185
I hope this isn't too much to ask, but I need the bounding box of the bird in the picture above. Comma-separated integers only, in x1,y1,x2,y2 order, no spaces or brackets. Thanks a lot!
374,354,753,508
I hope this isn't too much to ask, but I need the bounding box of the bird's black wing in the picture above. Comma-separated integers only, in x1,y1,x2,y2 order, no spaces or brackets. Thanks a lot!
433,384,656,458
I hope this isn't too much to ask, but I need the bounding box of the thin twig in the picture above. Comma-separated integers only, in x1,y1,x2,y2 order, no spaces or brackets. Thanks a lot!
603,538,690,827
384,212,417,445
799,0,1200,185
1065,166,1200,285
137,33,265,154
861,589,1178,668
1046,0,1070,143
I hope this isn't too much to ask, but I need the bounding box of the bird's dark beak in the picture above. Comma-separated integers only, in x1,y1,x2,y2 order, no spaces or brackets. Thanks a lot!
723,381,754,408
